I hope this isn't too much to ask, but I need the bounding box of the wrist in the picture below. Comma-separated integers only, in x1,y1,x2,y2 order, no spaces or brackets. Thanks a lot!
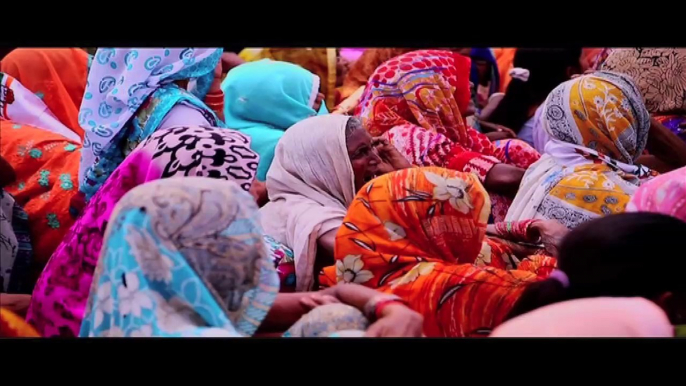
363,294,407,321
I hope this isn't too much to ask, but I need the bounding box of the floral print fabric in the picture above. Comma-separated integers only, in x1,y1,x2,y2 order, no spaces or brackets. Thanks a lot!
320,167,556,337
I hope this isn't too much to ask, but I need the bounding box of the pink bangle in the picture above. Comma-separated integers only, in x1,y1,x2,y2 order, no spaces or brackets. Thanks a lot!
363,294,407,321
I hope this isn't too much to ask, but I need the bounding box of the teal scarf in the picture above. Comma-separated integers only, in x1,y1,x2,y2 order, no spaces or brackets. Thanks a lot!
222,59,328,181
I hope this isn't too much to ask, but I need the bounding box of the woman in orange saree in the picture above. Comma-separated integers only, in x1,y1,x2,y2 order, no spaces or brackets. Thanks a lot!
320,167,556,337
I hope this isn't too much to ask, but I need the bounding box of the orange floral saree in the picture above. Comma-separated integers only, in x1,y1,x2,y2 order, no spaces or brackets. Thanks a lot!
320,167,556,337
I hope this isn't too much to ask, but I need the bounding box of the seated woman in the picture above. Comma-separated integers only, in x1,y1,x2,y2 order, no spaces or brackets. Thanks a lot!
319,167,559,337
485,48,583,148
260,115,413,292
222,59,327,181
77,48,225,203
626,166,685,222
499,212,686,336
355,49,540,221
80,177,423,338
26,126,260,337
1,50,88,276
505,71,656,229
470,48,500,110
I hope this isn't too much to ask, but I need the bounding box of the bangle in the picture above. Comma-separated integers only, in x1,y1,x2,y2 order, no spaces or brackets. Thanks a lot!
363,294,406,321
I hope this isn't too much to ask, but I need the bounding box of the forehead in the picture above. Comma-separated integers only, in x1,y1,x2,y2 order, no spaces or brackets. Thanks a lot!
346,127,372,151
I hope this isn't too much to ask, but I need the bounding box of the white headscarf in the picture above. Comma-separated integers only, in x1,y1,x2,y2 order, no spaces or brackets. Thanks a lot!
260,115,356,291
491,297,674,337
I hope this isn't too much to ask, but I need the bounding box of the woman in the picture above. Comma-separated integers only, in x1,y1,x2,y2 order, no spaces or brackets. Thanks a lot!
1,63,85,273
355,50,539,221
503,212,686,332
1,48,90,140
601,48,686,143
80,177,424,338
78,48,225,203
505,71,656,229
26,126,260,337
260,115,413,291
222,59,327,181
319,167,559,337
338,48,416,102
486,48,583,147
491,297,674,337
626,166,685,221
470,48,500,108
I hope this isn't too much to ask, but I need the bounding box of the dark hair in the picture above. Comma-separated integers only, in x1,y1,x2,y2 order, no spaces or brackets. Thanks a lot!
506,213,686,320
487,48,583,133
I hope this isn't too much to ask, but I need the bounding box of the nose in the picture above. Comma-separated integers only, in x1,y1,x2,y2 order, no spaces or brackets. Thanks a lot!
369,148,382,165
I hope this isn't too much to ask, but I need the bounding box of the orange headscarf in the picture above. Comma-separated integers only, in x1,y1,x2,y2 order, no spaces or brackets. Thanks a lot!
337,48,415,101
320,167,555,336
1,48,89,138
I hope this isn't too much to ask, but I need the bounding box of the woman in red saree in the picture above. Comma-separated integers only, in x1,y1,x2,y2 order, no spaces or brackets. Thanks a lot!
355,49,540,221
320,167,557,337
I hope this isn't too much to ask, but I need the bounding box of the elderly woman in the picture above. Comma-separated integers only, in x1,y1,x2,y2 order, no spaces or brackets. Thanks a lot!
80,178,424,338
260,115,413,291
505,71,656,229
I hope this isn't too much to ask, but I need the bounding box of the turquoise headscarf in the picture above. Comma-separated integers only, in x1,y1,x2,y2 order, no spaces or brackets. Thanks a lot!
222,60,328,181
79,177,279,337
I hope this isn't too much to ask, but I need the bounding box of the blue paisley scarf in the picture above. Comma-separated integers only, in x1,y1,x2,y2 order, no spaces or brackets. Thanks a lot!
79,177,280,337
78,48,224,202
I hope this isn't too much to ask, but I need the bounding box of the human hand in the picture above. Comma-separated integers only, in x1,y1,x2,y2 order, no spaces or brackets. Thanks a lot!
299,293,341,311
365,304,424,337
372,137,413,173
529,220,569,257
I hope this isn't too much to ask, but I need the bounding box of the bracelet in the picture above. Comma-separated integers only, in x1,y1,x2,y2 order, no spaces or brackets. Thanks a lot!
363,294,407,321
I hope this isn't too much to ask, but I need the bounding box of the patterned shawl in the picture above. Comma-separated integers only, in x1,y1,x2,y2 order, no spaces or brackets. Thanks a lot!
80,178,279,337
506,72,655,228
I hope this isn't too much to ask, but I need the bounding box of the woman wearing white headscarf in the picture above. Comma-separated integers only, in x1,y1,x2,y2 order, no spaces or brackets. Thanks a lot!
260,115,411,291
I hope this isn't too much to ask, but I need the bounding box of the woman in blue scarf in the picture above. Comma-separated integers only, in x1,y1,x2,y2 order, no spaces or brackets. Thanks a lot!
222,59,328,181
80,177,423,337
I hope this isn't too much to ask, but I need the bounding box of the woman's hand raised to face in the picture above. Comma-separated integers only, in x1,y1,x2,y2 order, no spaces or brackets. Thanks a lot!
365,304,424,338
372,137,413,174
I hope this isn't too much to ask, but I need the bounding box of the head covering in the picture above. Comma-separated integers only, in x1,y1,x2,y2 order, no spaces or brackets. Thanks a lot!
254,48,338,110
506,72,655,228
78,48,223,198
260,115,355,291
0,189,33,294
222,59,326,180
491,297,673,337
602,48,686,141
1,48,90,137
0,70,82,143
338,48,415,101
492,48,517,92
602,48,686,115
27,126,259,337
357,50,473,143
80,177,279,337
470,48,500,97
319,167,553,337
626,166,686,222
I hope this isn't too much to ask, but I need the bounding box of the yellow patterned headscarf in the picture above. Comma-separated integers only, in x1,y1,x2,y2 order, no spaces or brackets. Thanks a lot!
542,71,650,164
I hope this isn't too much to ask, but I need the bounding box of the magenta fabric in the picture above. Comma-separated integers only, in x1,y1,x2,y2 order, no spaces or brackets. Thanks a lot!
26,126,259,337
626,166,686,222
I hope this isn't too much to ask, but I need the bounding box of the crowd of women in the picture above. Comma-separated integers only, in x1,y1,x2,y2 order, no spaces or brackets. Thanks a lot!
1,47,684,338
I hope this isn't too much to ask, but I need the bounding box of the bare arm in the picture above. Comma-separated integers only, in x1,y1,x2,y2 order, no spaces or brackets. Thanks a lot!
484,164,525,197
645,118,686,171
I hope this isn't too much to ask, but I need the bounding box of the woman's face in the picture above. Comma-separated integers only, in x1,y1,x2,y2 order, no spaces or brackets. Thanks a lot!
346,128,381,192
